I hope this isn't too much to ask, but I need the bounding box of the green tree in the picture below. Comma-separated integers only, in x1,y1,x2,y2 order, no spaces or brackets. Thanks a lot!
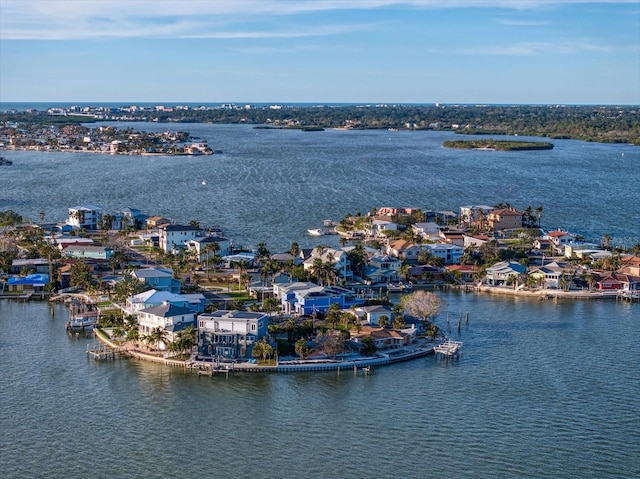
361,335,377,356
295,338,312,359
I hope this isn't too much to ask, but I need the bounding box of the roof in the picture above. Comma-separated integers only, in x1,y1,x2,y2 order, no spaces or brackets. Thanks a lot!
200,310,267,321
159,224,200,232
139,303,195,317
130,289,187,304
547,230,574,237
490,209,523,216
7,274,49,285
133,267,173,279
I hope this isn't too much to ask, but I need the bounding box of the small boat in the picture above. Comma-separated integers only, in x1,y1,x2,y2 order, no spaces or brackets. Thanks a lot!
386,283,406,292
201,180,207,185
66,313,99,330
0,157,13,166
308,228,325,236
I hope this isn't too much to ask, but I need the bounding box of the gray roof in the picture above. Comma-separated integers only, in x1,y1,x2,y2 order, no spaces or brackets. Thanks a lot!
139,303,195,317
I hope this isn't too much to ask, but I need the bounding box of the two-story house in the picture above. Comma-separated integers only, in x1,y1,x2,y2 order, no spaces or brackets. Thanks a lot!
138,301,196,350
485,261,527,286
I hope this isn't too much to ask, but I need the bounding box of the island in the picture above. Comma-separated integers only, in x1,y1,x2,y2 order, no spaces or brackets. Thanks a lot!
443,139,554,151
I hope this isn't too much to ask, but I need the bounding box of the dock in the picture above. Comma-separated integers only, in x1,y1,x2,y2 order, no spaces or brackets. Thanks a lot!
434,340,463,359
86,343,123,360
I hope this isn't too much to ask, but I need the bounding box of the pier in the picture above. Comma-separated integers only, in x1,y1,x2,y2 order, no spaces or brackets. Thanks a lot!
87,343,122,360
434,340,463,359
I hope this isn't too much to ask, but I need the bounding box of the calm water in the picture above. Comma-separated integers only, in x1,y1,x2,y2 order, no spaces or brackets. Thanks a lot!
1,125,639,478
1,124,638,250
1,296,638,479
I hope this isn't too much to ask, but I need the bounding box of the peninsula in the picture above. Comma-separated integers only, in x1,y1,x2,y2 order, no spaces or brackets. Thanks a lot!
1,201,638,374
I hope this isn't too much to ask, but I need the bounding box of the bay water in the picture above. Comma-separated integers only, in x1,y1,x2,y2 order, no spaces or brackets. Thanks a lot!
1,125,639,478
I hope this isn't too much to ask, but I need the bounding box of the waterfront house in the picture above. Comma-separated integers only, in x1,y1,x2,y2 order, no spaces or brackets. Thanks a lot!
67,205,103,231
594,272,624,291
367,219,398,238
138,302,196,350
158,224,200,253
273,281,319,314
350,325,415,349
197,310,268,359
445,264,479,283
545,230,577,254
528,264,566,289
485,261,527,286
6,274,49,293
486,209,524,231
132,267,180,294
350,305,395,326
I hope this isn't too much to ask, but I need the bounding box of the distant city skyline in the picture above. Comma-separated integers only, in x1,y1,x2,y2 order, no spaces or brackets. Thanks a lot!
1,0,638,105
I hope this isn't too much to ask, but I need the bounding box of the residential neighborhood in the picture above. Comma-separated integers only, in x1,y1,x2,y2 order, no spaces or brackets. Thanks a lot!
1,201,638,370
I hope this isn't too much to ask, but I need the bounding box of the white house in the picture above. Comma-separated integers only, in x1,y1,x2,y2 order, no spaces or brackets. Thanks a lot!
158,224,200,253
412,222,442,241
185,235,231,263
137,302,196,350
303,247,352,281
67,205,103,230
351,305,395,326
485,261,527,286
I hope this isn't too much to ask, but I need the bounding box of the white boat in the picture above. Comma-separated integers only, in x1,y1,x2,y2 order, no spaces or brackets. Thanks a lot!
308,228,325,236
66,314,98,330
386,283,406,292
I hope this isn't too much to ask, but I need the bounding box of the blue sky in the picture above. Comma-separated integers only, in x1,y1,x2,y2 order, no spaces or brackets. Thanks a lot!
0,0,638,104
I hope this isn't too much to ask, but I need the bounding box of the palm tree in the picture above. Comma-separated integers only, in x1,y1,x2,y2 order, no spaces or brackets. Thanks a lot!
204,241,220,275
149,326,168,351
251,338,274,363
535,205,543,227
234,259,249,291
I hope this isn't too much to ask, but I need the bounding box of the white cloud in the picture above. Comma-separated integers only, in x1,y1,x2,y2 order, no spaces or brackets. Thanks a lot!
1,0,636,40
458,41,611,55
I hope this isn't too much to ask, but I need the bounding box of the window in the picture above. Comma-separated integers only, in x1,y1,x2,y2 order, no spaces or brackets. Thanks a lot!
251,323,256,331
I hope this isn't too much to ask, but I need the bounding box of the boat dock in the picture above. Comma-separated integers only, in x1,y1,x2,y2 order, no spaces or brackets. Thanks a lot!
434,340,463,359
86,343,123,360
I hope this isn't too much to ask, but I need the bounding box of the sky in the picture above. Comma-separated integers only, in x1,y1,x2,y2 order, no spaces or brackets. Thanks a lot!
0,0,638,105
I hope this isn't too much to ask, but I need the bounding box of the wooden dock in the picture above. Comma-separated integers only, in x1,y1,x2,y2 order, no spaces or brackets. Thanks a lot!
434,340,463,359
86,343,122,360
